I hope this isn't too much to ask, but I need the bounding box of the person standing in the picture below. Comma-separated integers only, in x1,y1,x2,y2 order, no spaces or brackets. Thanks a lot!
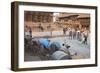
72,28,76,39
77,29,81,41
82,29,88,44
63,28,66,36
29,26,32,39
69,28,72,39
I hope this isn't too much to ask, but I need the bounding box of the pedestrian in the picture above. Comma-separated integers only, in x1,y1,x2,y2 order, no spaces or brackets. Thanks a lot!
65,27,68,36
82,30,88,44
69,28,72,39
77,29,81,41
72,28,76,39
63,28,66,35
29,26,32,39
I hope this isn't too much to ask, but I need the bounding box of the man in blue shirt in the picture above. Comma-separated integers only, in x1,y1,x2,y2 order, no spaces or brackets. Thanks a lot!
39,38,61,54
39,38,50,49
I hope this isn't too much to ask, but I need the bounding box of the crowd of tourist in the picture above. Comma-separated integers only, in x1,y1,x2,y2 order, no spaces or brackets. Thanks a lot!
63,27,89,45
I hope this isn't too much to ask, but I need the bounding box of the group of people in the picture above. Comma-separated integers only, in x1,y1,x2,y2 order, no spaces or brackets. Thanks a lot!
63,27,89,45
24,25,79,60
